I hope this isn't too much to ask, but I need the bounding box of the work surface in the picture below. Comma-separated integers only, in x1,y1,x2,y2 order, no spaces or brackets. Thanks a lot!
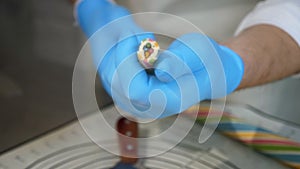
0,105,289,169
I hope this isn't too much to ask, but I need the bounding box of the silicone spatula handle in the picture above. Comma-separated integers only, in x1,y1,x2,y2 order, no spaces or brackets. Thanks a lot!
116,117,138,164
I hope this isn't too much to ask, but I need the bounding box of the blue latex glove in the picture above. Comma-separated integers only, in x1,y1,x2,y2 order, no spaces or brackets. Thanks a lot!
76,0,130,37
154,34,244,100
76,0,161,118
76,0,244,119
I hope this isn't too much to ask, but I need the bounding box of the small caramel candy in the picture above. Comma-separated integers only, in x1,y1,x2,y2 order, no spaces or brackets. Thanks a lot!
137,38,160,69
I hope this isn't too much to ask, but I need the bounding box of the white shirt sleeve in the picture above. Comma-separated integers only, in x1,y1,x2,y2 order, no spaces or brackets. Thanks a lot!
235,0,300,46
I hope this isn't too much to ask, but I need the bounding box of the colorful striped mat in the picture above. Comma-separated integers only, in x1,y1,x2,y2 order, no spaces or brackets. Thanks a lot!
185,106,300,169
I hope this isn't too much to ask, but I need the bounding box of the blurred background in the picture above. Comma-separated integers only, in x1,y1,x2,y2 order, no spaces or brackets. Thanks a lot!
0,0,254,153
0,0,114,153
1,0,300,161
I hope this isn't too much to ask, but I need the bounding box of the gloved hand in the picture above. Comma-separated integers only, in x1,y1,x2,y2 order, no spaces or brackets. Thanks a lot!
75,0,160,118
154,33,244,100
75,0,244,119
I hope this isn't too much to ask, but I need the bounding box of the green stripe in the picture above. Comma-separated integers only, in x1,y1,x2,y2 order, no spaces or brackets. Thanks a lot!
249,144,300,151
196,116,239,123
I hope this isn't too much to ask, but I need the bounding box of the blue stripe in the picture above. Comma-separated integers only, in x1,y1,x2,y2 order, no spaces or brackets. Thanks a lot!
217,123,270,133
270,154,300,163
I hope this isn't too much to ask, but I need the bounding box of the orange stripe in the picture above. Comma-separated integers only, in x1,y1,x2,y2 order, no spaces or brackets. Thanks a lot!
223,132,290,141
282,161,300,169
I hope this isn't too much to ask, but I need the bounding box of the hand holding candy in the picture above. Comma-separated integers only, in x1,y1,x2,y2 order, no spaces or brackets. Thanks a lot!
76,0,244,119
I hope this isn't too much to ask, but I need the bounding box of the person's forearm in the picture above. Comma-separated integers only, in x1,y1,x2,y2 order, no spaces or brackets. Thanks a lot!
223,24,300,89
